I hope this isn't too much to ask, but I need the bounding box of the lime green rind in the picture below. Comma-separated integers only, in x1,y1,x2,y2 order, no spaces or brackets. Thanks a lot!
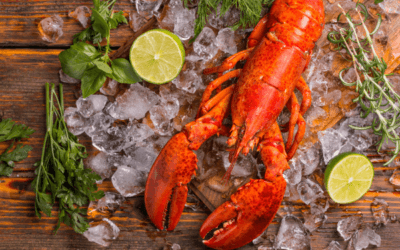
324,153,374,204
129,29,185,85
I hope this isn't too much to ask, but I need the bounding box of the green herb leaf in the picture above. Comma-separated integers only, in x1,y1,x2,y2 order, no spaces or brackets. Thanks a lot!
81,67,108,98
109,11,128,29
59,49,93,79
374,0,383,3
109,58,141,84
70,42,102,59
0,143,33,167
93,60,113,74
0,118,35,142
91,9,110,39
0,163,13,177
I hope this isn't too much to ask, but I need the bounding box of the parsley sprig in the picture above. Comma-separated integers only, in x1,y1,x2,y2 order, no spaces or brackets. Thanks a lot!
184,0,275,42
32,83,104,234
59,0,140,98
328,4,399,165
0,118,35,176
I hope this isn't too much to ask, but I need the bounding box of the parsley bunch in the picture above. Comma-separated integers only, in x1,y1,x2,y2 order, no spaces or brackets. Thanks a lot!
59,0,141,98
184,0,275,41
32,83,104,234
0,118,35,176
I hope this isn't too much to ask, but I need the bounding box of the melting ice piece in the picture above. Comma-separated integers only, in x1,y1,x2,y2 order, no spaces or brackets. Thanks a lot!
296,178,324,205
107,84,160,120
92,130,128,154
88,192,125,221
83,218,120,247
305,105,327,128
111,166,146,197
129,11,148,32
136,0,163,19
192,27,219,62
347,226,381,250
173,7,196,40
76,95,108,118
299,144,321,176
100,79,119,96
389,169,400,186
126,147,157,172
378,0,400,14
64,107,88,135
318,128,346,164
303,212,327,233
221,151,256,177
337,215,362,241
283,159,302,185
125,122,155,146
274,215,311,250
323,241,342,250
310,197,330,215
85,113,115,137
68,6,91,28
59,69,80,84
86,152,113,184
172,70,203,94
38,15,64,43
150,105,175,136
371,198,389,226
216,28,237,55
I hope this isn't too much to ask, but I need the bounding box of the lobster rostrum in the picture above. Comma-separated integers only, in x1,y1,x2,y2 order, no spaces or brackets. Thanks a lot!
145,0,325,248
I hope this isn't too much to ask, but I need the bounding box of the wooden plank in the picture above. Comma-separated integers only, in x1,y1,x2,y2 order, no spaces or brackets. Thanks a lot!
0,0,140,48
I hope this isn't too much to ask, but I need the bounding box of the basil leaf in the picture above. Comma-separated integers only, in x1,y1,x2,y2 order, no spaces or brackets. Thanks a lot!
70,42,101,60
93,60,112,74
91,9,110,39
81,67,107,98
59,49,92,79
110,58,141,84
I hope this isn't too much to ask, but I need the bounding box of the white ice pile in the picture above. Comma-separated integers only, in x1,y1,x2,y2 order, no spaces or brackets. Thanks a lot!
38,15,64,43
83,218,120,247
68,6,91,28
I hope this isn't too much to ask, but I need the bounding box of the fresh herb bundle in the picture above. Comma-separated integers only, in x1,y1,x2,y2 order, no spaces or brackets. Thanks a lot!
32,83,104,234
0,118,35,176
59,0,141,98
328,4,399,165
183,0,275,41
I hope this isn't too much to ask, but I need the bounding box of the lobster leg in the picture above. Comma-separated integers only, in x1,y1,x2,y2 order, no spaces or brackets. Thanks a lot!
145,88,234,231
285,92,300,151
203,48,254,75
200,122,288,250
247,14,269,48
284,93,306,159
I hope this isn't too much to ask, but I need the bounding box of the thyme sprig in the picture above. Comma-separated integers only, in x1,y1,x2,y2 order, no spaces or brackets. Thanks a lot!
328,4,400,165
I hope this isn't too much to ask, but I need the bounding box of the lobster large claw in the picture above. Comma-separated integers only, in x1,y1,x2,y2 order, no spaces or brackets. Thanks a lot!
199,176,286,250
145,132,198,231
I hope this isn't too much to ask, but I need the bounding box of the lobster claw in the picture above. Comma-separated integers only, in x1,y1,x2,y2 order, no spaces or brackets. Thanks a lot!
200,176,286,250
145,132,198,231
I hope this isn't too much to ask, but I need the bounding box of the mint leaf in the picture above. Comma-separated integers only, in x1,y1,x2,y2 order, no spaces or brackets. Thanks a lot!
70,42,102,59
109,11,128,29
81,67,107,98
93,60,113,74
91,9,110,39
59,49,92,79
110,58,141,84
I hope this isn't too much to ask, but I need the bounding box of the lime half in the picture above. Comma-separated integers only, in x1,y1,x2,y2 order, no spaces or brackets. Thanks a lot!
324,152,374,204
130,29,185,84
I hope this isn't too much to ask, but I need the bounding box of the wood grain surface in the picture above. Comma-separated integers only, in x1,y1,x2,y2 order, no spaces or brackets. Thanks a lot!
1,0,400,249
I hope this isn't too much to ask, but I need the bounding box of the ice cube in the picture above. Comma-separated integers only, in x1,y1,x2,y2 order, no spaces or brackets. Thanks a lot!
83,218,120,247
299,144,321,176
160,83,197,106
310,197,330,215
68,6,91,28
303,212,327,232
286,184,301,201
100,79,119,96
91,130,128,154
337,215,362,241
371,198,389,226
207,5,241,29
314,89,342,107
221,152,256,177
324,241,342,250
85,113,115,137
149,105,175,136
64,107,88,135
253,228,268,245
296,178,324,205
108,84,160,120
38,15,64,43
347,226,381,250
136,0,163,19
216,28,237,55
77,95,108,118
88,192,125,220
59,69,80,84
283,159,302,185
129,11,148,32
125,122,155,146
305,105,327,128
274,215,311,250
172,70,203,94
389,169,400,186
378,0,400,14
86,152,113,183
126,147,157,172
192,27,218,62
174,7,196,40
318,128,346,164
111,165,146,197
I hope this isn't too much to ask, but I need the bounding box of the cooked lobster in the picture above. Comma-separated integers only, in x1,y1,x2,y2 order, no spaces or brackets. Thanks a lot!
145,0,325,248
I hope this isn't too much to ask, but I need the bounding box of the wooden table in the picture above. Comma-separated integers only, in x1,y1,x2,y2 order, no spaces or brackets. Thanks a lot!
1,1,400,249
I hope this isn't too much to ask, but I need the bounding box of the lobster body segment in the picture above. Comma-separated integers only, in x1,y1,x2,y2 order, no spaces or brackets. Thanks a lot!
145,0,325,248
